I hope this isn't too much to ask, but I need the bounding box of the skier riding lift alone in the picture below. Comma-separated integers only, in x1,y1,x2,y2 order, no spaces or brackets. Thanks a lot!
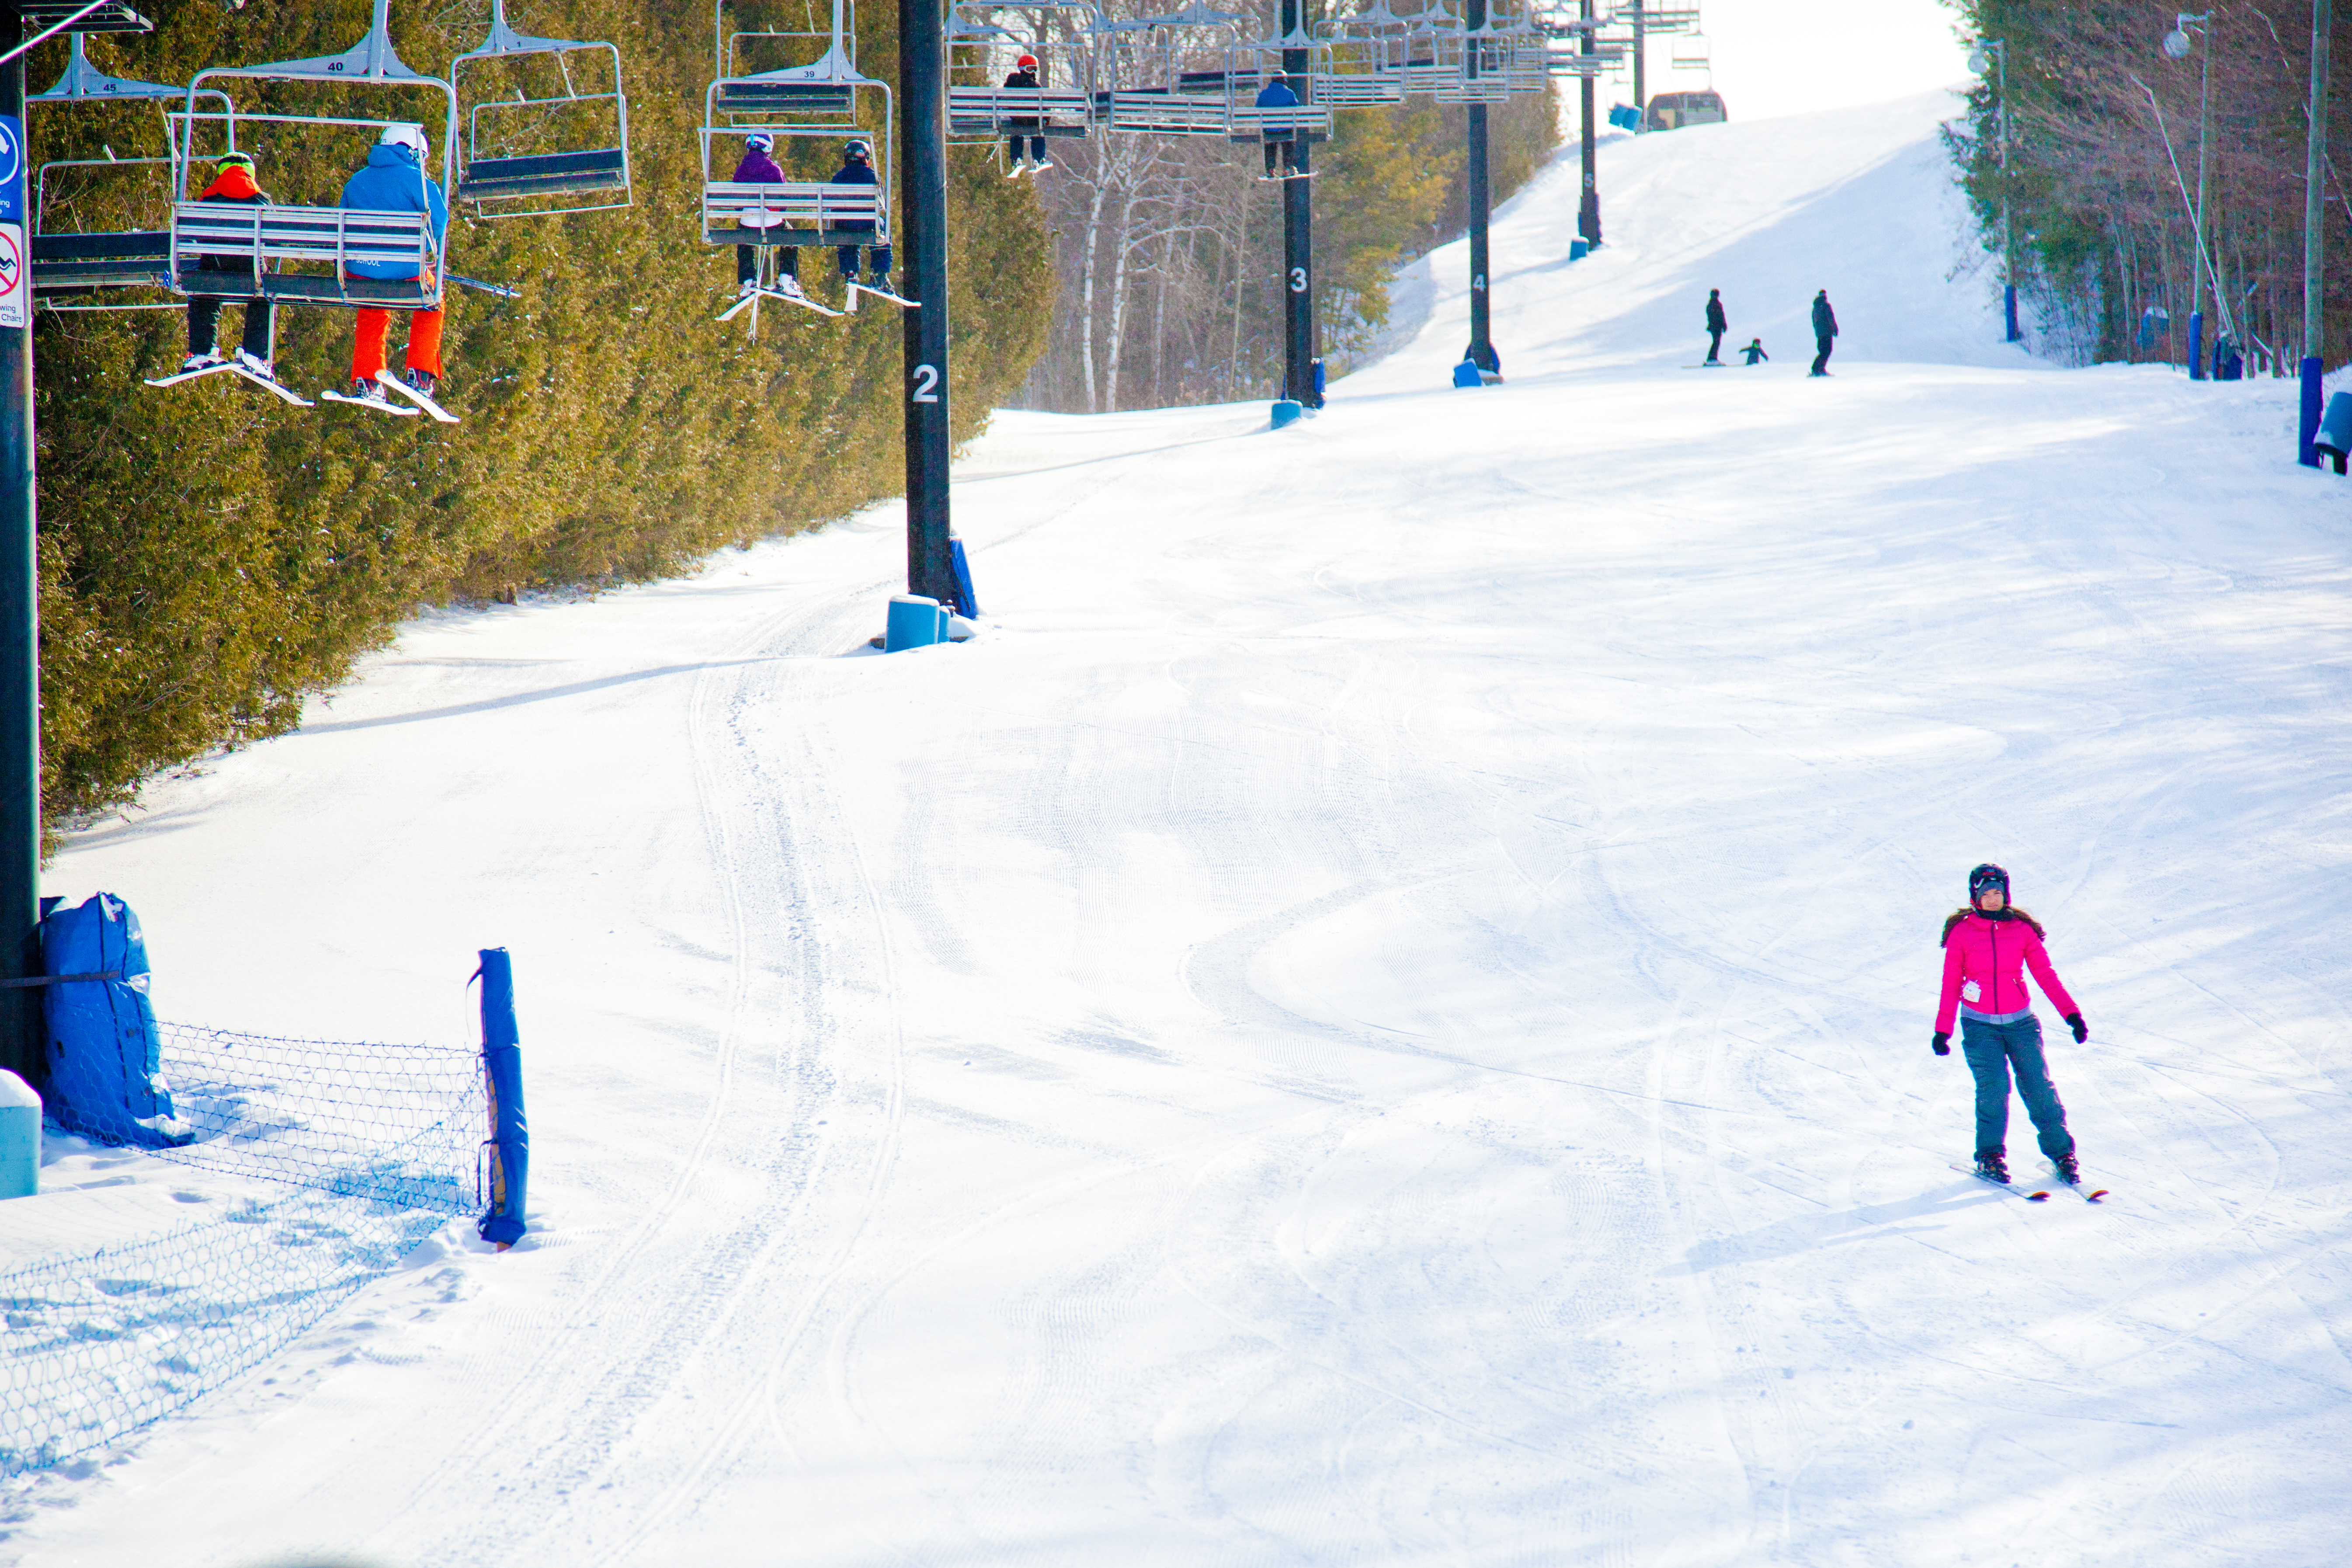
1004,53,1053,175
1932,863,2092,1189
337,123,450,409
1256,72,1303,179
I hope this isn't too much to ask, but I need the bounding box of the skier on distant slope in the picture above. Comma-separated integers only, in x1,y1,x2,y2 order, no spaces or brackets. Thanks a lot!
1808,289,1838,376
1933,864,2089,1189
1703,288,1727,363
1739,336,1768,366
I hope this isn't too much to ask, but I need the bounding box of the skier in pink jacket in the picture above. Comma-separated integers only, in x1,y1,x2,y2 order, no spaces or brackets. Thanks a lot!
1933,864,2089,1189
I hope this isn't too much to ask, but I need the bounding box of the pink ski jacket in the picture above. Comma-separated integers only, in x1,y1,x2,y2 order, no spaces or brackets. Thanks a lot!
1935,913,2078,1034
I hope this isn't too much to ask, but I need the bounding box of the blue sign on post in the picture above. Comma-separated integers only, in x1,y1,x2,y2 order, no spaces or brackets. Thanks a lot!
0,115,25,329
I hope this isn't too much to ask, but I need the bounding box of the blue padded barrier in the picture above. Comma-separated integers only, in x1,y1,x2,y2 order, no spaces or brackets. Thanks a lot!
40,894,189,1148
474,949,528,1248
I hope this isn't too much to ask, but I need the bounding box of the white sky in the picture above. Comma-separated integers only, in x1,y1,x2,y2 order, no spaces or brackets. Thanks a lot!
1623,0,1973,122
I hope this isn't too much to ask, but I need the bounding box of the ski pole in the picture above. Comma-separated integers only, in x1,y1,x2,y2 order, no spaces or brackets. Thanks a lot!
449,275,522,299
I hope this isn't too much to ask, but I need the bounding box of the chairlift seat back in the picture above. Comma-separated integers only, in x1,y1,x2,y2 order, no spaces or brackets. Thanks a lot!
459,146,629,202
33,230,173,292
947,85,1093,135
171,203,442,309
716,80,857,114
702,181,885,245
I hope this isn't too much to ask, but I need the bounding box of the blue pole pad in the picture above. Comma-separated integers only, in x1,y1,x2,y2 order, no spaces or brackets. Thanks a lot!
2300,357,2325,467
886,594,945,651
476,947,528,1247
1270,399,1303,428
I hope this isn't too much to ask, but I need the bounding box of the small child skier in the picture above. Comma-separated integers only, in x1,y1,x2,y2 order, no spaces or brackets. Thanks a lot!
1003,54,1052,174
181,151,280,382
827,139,892,291
1932,864,2090,1189
1739,337,1768,366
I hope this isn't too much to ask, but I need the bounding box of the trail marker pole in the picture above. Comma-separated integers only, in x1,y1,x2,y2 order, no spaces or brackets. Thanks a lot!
0,10,41,1088
2300,0,2331,465
1463,0,1494,373
900,0,956,603
1281,0,1314,407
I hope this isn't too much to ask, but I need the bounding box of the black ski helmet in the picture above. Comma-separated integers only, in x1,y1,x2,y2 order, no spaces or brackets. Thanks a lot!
1968,863,2010,904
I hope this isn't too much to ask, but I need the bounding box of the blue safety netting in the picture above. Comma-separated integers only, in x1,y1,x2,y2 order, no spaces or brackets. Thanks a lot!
0,1021,484,1475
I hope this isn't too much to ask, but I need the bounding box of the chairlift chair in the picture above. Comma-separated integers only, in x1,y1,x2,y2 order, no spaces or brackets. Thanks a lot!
702,0,903,316
945,0,1098,153
176,0,458,316
28,34,180,305
450,0,632,216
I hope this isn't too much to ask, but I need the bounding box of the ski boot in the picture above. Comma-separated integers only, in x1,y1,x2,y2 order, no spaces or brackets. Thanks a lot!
1973,1151,2009,1185
179,350,226,375
404,367,438,398
2051,1151,2080,1186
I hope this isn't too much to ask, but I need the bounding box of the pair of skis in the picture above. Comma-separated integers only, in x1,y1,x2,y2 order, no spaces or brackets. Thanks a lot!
714,279,920,328
145,359,459,424
320,369,460,424
1951,1162,2108,1203
1005,159,1054,179
1255,168,1321,182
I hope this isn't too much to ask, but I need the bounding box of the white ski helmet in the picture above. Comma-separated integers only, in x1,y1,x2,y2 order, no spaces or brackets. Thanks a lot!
377,122,429,156
746,132,775,151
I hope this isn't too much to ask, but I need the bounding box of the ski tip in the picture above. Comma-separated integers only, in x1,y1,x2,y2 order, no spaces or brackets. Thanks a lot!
2025,1190,2050,1201
2086,1189,2109,1202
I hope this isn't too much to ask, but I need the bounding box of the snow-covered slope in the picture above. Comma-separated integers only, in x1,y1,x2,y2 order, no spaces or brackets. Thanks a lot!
14,91,2352,1568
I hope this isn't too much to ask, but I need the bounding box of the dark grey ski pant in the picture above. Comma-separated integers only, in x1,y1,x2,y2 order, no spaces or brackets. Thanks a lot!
1960,1013,2074,1163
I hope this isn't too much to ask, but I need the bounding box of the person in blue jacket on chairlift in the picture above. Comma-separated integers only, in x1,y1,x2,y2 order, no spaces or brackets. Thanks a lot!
339,123,449,401
1256,72,1304,179
827,139,893,292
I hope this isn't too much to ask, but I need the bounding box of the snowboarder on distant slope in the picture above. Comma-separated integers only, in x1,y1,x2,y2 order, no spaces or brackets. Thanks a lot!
1704,288,1727,363
1739,336,1768,366
340,124,449,403
1933,864,2089,1189
1808,289,1838,376
1257,72,1303,178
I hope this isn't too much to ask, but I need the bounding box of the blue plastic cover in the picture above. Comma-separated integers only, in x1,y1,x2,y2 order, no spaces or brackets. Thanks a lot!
476,948,529,1246
39,893,191,1147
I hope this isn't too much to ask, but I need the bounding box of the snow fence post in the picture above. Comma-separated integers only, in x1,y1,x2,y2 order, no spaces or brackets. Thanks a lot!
476,947,528,1249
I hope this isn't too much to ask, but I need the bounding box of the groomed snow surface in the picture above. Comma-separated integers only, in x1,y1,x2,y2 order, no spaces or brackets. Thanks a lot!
14,89,2352,1565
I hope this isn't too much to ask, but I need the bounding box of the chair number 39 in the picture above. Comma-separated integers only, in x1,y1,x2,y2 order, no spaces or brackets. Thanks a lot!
912,364,941,403
1289,267,1307,293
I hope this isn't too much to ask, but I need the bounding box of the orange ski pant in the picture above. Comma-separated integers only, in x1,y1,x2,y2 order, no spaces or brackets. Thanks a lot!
349,275,445,381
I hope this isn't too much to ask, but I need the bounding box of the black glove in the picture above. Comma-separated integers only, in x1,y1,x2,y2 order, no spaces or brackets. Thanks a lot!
2065,1013,2088,1044
1932,1031,1951,1056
